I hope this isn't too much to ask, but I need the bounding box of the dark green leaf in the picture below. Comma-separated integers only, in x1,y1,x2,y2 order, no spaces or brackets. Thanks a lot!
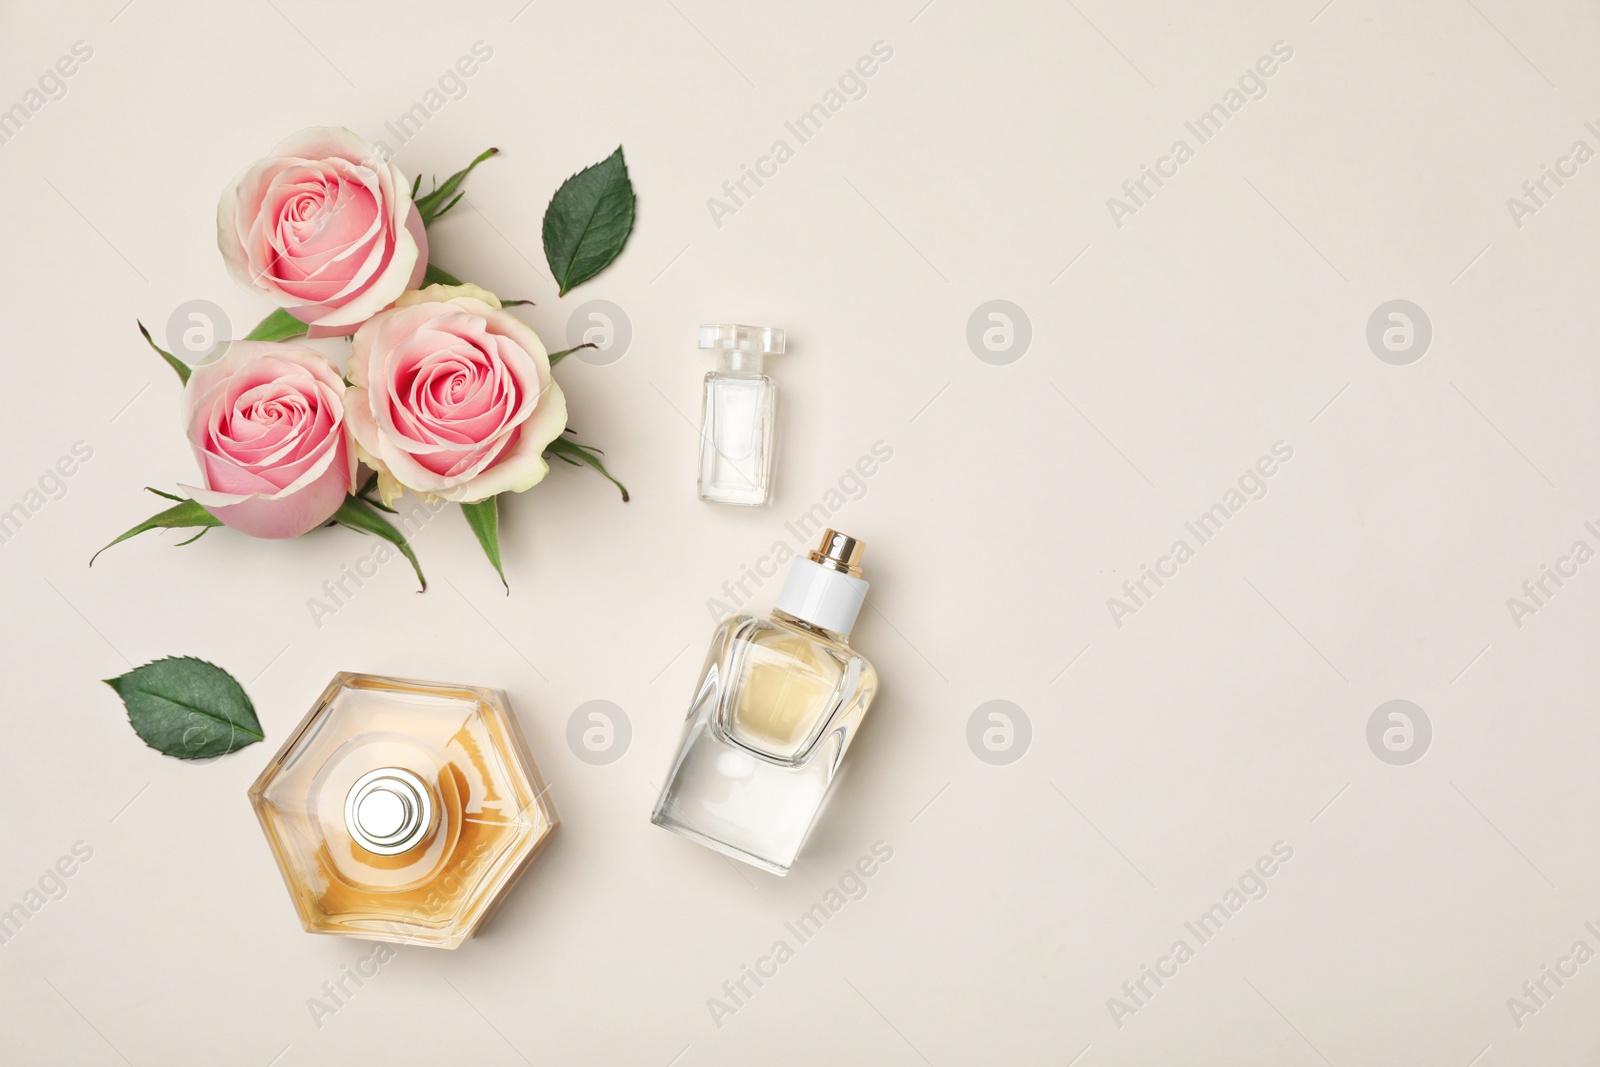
137,320,190,385
104,657,263,760
422,262,465,288
546,437,629,501
245,308,308,342
542,146,636,296
460,496,507,591
547,343,596,367
416,147,498,224
91,497,222,566
331,497,426,591
144,487,185,502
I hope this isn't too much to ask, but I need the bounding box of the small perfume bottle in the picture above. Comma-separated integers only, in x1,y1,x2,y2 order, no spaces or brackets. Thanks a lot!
652,530,879,875
248,673,557,948
697,323,784,506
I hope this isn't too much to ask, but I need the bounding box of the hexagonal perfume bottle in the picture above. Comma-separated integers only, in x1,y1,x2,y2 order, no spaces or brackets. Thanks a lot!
248,673,556,948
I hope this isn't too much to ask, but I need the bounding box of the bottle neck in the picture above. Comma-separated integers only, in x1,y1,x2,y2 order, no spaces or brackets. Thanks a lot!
723,350,765,374
772,608,848,644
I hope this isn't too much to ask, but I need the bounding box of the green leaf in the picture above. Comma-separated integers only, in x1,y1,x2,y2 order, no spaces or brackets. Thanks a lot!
460,496,507,592
416,147,498,224
547,342,596,366
91,497,222,566
104,657,264,760
546,437,629,501
137,320,190,385
542,146,636,296
422,262,465,288
245,308,308,342
330,497,426,591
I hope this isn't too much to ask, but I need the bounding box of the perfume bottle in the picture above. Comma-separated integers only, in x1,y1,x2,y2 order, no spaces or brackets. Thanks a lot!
697,323,784,506
652,529,879,875
248,673,557,948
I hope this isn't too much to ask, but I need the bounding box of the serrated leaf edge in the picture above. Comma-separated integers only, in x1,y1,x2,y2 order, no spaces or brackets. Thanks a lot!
104,656,264,760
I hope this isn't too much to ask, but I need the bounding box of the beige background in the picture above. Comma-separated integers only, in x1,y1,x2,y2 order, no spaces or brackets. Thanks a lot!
2,0,1598,1063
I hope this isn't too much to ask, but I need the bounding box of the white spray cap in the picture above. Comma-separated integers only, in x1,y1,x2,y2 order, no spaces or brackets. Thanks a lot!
774,529,868,636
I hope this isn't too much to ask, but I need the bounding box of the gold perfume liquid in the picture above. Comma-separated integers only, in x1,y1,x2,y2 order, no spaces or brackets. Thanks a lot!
250,674,556,948
652,530,879,875
727,621,846,758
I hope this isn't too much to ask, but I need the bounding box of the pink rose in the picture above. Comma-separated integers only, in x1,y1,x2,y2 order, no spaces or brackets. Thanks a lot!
347,284,568,505
217,127,428,337
181,341,356,539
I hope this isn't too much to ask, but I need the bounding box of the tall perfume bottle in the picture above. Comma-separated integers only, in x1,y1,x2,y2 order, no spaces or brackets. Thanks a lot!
697,323,784,506
249,673,557,948
652,530,879,874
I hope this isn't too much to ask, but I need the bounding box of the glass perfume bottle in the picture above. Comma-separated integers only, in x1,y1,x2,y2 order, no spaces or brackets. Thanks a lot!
697,323,784,506
248,673,557,948
652,529,879,875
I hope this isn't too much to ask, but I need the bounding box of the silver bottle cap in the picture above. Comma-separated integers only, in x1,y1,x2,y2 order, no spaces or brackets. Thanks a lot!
344,767,434,855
